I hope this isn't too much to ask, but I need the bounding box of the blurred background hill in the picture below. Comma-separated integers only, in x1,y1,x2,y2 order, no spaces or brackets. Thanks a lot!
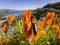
32,2,60,20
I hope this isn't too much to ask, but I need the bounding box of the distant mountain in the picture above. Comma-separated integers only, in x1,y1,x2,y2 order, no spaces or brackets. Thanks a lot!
0,9,23,15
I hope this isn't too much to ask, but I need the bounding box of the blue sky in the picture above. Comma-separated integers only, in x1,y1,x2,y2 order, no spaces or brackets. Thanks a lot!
0,0,60,10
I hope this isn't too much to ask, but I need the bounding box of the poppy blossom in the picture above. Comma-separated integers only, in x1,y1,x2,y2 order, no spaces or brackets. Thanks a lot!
52,24,60,39
44,12,55,28
34,30,46,41
8,15,15,24
38,22,44,30
52,24,59,31
2,25,8,33
24,10,34,42
37,30,46,36
24,10,31,24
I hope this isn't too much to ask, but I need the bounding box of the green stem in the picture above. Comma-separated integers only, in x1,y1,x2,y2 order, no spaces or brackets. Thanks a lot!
5,33,7,45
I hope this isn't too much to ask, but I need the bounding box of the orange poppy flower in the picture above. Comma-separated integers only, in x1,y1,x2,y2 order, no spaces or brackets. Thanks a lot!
38,22,44,30
24,10,34,42
37,30,46,36
44,12,55,28
2,25,8,33
24,10,32,31
34,30,46,40
56,30,60,39
52,24,60,39
38,22,43,27
52,24,59,31
24,10,31,24
8,15,15,24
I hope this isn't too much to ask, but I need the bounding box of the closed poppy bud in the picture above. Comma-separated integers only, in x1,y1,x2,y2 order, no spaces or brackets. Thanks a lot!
2,25,8,33
38,22,44,30
38,22,43,27
8,15,15,23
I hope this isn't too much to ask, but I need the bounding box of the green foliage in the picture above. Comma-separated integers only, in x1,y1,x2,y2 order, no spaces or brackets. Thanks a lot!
15,19,23,34
6,33,30,45
34,29,56,45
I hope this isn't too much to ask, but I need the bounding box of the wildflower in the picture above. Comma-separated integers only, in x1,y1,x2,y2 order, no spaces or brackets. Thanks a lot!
44,12,55,28
52,24,59,32
8,15,15,24
34,30,46,41
24,10,31,24
38,22,43,27
2,25,8,33
37,30,46,36
24,10,34,42
24,10,32,31
38,22,44,30
52,24,60,39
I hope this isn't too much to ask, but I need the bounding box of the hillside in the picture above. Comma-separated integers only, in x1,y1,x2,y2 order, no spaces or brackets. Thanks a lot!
43,2,60,10
32,2,60,20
